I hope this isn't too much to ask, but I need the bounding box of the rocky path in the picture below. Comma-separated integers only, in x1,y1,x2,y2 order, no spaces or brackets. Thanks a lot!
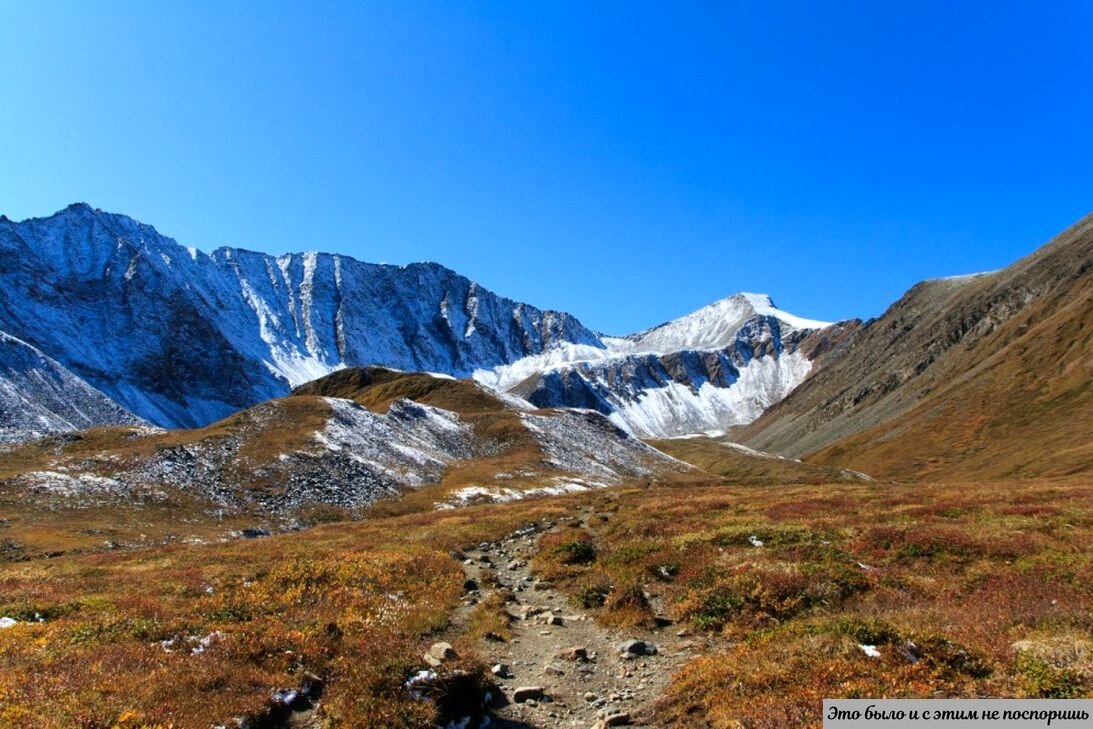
452,506,698,729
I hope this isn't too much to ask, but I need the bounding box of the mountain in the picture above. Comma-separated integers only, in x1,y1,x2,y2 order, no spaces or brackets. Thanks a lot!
479,294,855,437
0,204,837,440
0,368,687,517
0,331,145,442
740,213,1093,481
0,204,600,430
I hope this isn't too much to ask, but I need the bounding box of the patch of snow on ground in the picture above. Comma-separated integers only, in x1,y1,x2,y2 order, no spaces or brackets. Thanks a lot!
437,479,607,510
405,669,438,700
19,471,128,497
722,441,801,462
933,270,998,282
738,292,833,331
521,409,681,480
312,397,475,486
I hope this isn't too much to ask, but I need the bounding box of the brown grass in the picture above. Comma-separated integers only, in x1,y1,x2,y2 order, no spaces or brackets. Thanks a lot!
290,367,508,415
648,436,865,484
0,497,577,728
1,468,1089,727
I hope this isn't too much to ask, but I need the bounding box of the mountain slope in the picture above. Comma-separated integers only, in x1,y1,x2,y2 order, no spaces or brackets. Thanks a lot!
0,331,145,442
479,294,850,437
0,368,687,516
741,213,1093,480
0,204,600,429
645,434,872,485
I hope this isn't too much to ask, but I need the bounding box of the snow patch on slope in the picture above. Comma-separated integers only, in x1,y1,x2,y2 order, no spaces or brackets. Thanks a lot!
475,293,827,393
606,351,814,437
622,292,830,354
0,331,146,442
520,410,681,481
314,397,474,486
437,478,606,509
475,343,610,391
475,292,831,438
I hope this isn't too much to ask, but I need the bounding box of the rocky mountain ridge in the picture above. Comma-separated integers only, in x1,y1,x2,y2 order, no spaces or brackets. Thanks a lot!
0,204,836,440
478,293,852,437
0,204,601,431
0,331,145,442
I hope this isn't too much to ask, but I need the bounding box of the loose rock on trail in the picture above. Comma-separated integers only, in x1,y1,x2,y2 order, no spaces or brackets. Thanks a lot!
452,504,699,728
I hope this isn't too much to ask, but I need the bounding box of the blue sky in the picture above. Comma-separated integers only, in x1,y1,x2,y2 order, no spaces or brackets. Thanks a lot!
1,1,1091,334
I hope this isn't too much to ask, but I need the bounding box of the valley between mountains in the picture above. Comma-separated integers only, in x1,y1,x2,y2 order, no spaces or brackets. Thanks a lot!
0,207,1090,728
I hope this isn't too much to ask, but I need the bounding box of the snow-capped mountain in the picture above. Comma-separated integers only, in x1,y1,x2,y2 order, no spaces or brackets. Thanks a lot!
0,204,600,430
0,204,838,440
477,293,837,437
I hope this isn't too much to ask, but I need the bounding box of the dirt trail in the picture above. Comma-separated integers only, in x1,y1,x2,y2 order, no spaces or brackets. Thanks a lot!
454,504,698,728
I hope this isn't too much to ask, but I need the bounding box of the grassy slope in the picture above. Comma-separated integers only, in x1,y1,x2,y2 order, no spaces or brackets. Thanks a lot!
0,397,340,558
532,478,1093,726
292,367,703,502
647,435,867,484
0,497,575,728
0,367,695,558
291,367,509,416
0,395,332,482
810,292,1092,481
742,213,1093,481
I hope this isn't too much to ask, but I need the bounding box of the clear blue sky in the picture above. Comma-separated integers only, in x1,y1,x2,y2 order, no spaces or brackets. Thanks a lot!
2,2,1091,334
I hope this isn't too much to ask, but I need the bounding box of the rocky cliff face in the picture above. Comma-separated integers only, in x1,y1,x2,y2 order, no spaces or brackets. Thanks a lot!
0,204,601,429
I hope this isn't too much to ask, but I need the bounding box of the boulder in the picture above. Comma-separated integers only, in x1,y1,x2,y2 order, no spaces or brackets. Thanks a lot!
425,641,458,666
618,639,656,657
556,646,588,661
513,685,545,703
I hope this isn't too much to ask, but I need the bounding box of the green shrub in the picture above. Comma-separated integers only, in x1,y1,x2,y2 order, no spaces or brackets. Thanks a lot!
1015,653,1083,698
553,540,597,565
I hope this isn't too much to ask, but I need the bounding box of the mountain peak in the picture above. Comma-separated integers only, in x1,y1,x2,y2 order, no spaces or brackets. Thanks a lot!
625,291,832,354
0,206,604,430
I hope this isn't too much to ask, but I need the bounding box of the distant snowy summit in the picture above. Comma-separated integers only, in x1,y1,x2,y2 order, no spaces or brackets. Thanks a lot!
479,293,840,437
0,204,843,439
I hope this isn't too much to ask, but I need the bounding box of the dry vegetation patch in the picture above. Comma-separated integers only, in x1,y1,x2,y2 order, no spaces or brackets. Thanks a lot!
1,476,1089,727
514,479,1091,726
0,498,576,728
